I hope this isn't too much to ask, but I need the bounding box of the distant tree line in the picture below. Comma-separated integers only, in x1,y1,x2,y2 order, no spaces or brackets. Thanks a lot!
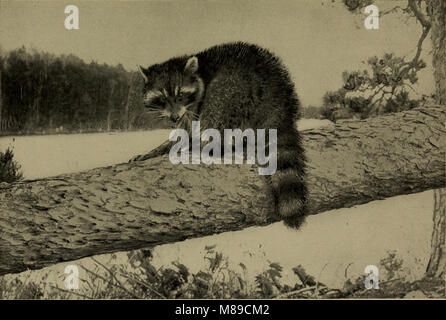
0,47,165,135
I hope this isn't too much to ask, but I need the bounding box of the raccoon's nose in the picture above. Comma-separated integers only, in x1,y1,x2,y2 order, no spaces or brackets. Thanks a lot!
170,114,180,122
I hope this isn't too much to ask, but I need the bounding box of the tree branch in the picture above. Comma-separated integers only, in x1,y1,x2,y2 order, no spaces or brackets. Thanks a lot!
400,0,432,75
408,0,431,28
0,105,444,276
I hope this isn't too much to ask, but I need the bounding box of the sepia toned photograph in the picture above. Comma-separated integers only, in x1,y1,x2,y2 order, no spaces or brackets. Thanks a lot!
0,0,444,303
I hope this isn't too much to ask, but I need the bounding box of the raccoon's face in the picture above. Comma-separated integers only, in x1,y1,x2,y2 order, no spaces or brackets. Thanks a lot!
138,56,204,126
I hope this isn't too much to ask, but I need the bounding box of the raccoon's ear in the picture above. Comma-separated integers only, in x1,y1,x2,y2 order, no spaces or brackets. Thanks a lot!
184,56,199,74
137,65,149,84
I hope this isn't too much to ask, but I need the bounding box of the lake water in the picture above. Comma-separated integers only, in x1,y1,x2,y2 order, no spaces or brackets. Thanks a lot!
0,121,434,290
0,130,170,180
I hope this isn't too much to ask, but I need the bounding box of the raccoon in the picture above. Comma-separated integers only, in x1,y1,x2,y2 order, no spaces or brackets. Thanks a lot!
133,42,307,228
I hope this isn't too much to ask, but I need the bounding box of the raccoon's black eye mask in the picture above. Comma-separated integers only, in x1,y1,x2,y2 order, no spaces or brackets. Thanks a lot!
145,89,197,108
149,97,165,107
177,92,197,105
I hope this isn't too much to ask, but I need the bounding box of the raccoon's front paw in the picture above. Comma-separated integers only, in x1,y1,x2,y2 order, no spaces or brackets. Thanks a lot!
129,153,150,162
129,154,143,162
129,150,161,162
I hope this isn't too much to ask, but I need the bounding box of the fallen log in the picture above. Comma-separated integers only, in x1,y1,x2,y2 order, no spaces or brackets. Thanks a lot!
0,105,444,276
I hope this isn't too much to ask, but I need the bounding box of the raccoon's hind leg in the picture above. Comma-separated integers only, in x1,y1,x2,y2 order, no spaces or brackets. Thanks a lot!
269,127,308,228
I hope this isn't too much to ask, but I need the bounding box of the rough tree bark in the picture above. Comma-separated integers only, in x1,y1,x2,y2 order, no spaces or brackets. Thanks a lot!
0,69,2,131
427,0,446,105
0,105,444,276
425,0,445,281
426,188,445,279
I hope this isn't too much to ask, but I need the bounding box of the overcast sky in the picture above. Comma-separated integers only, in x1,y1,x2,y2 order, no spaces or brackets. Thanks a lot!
0,0,435,106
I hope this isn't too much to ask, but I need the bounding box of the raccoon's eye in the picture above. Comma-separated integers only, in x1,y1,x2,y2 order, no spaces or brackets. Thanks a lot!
178,92,196,104
151,97,166,106
186,93,197,104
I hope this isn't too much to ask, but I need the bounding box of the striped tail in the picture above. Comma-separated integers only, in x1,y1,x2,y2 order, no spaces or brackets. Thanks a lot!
269,127,308,228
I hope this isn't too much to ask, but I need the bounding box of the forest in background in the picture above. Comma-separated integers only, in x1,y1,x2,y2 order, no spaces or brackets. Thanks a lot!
0,47,171,136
